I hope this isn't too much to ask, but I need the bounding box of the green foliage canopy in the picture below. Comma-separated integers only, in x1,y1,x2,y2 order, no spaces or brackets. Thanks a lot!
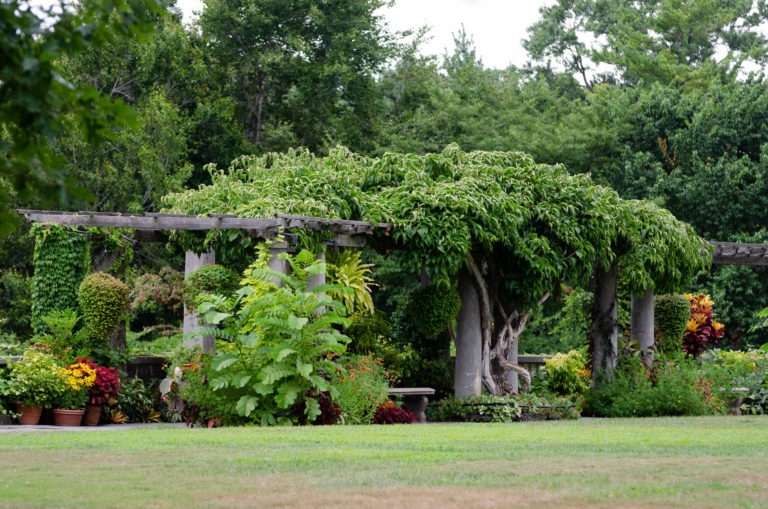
163,145,708,311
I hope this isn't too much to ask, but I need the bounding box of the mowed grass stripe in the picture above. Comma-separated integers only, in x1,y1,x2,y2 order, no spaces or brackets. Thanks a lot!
0,416,766,508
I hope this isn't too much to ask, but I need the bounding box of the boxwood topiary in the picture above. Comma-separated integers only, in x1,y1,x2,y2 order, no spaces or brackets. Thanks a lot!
654,294,690,352
184,264,239,311
78,272,129,345
407,283,461,340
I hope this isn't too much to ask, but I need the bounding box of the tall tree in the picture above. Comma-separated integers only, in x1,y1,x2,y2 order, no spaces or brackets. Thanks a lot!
198,0,397,153
0,0,162,234
525,0,768,89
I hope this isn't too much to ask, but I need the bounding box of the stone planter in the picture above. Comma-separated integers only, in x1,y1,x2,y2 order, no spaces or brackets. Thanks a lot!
53,409,84,426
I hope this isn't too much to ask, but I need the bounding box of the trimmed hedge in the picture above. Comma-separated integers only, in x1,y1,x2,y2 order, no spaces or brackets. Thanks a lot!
78,272,129,345
654,294,690,352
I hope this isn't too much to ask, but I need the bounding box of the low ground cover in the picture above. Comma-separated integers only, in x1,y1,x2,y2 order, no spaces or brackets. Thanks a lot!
1,416,767,508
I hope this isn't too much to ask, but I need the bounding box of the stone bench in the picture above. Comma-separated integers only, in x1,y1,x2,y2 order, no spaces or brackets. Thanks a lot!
730,387,749,415
389,387,435,423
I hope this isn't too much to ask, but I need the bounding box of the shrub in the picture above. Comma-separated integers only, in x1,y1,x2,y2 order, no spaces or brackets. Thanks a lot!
0,270,33,340
78,272,129,346
344,310,391,355
544,350,590,395
331,355,392,425
464,394,522,423
683,294,725,357
7,350,63,407
372,401,417,424
426,395,468,422
129,267,184,329
196,249,352,425
514,392,582,420
326,249,375,315
585,355,727,417
407,283,461,340
113,378,163,424
654,294,690,352
708,349,766,378
184,264,239,312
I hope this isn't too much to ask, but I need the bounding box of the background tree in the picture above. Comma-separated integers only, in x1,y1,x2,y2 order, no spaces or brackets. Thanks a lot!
198,0,397,154
525,0,768,89
0,0,163,234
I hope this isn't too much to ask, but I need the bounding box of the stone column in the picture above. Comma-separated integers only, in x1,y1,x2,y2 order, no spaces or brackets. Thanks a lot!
306,251,326,292
592,263,618,382
183,249,216,352
454,267,483,397
267,243,289,287
631,289,655,353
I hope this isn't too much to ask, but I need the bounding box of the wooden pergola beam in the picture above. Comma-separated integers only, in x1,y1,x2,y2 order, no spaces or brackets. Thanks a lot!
17,209,394,248
710,241,768,266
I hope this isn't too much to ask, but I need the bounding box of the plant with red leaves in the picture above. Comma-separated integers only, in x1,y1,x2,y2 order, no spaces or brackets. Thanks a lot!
77,357,121,405
682,294,725,357
372,401,417,424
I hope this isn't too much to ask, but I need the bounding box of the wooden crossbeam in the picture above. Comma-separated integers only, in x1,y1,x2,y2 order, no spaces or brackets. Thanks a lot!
16,209,394,248
710,241,768,266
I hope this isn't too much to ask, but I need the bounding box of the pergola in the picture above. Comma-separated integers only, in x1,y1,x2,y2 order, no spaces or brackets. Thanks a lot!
18,209,767,396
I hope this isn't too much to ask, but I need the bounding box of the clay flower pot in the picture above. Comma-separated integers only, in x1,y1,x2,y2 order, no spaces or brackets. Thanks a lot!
83,405,102,426
16,404,43,425
53,409,84,427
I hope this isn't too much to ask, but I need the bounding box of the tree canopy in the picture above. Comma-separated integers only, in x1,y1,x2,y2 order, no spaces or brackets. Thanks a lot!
163,145,708,304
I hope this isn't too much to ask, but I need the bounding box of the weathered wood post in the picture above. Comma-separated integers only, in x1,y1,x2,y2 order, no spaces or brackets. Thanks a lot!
592,263,618,382
183,249,216,352
455,267,483,397
631,289,655,354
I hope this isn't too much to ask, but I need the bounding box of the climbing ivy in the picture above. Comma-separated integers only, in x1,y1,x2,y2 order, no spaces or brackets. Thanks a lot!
30,224,89,335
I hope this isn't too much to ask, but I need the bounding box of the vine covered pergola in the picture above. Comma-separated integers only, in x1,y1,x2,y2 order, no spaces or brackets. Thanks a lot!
20,145,762,397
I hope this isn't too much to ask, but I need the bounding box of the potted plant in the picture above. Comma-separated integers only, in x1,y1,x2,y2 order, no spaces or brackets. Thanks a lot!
7,350,62,425
0,377,18,425
77,358,121,426
53,360,97,426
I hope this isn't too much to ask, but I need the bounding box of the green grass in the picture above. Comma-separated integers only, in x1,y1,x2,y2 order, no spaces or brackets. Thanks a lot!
1,416,767,508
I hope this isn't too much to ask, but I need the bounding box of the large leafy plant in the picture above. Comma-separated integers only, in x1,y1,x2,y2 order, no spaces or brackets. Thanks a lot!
196,249,351,425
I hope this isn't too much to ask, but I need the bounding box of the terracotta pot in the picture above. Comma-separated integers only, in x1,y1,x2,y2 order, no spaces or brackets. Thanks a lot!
16,404,43,425
53,409,84,427
83,405,102,426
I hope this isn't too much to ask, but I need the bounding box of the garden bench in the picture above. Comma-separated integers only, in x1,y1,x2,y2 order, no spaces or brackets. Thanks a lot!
389,387,435,423
730,387,749,416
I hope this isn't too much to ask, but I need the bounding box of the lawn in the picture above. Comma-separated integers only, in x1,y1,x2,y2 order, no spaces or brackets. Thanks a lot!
1,416,767,508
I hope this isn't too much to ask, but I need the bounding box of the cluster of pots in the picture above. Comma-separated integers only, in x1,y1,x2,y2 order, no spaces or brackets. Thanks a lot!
16,404,103,427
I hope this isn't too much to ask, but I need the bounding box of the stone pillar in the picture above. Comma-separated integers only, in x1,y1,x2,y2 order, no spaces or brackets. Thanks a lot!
631,289,655,353
307,251,326,291
454,267,483,397
592,263,618,382
183,249,216,353
267,243,289,287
